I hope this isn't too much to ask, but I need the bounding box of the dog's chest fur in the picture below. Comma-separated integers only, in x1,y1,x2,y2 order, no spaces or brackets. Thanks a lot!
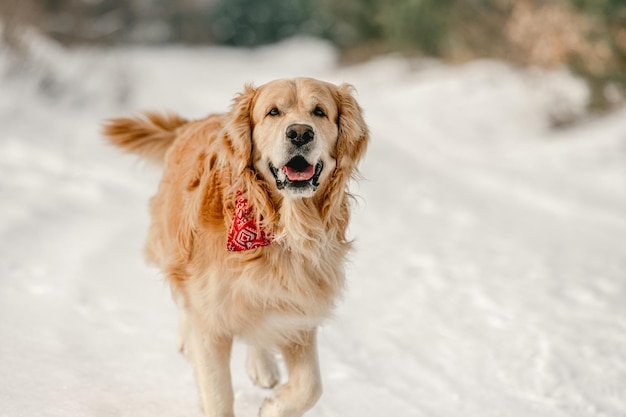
179,222,347,345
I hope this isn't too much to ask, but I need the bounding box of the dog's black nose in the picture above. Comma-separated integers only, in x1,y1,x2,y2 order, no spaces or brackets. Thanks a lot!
286,124,314,147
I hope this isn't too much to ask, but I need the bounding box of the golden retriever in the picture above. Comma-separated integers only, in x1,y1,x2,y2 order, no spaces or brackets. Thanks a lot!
104,78,368,417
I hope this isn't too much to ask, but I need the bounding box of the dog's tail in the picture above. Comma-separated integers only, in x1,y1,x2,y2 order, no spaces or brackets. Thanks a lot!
103,112,189,162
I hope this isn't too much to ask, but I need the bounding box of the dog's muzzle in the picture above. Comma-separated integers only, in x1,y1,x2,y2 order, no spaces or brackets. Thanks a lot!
269,156,324,193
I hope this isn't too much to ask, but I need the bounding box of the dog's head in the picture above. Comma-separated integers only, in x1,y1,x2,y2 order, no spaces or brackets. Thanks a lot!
225,78,368,200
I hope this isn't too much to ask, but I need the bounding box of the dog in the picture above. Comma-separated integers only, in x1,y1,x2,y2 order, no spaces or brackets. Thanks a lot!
104,78,368,417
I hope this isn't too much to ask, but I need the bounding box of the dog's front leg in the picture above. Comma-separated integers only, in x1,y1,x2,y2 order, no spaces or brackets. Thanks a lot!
260,328,322,417
188,318,234,417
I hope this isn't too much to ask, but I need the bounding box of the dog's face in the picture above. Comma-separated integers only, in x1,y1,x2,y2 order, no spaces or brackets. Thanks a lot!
250,78,340,198
226,78,368,201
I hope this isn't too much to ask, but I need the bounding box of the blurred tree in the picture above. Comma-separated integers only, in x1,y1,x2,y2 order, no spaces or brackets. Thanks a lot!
0,0,42,51
209,0,331,46
504,0,626,110
1,0,624,110
318,0,382,47
568,0,626,76
376,0,451,55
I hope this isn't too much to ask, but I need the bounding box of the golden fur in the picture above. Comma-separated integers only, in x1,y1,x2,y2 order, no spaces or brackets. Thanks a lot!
104,78,368,417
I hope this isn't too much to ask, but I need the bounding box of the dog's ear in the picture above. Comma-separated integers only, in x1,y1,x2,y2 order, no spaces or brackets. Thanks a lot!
317,84,369,233
223,84,278,230
224,84,257,175
335,83,369,172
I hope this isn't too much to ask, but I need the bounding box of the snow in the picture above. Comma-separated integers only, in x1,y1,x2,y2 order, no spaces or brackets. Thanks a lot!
1,35,626,417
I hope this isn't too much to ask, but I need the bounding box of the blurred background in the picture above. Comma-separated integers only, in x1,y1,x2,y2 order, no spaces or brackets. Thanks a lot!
1,0,625,114
2,2,626,417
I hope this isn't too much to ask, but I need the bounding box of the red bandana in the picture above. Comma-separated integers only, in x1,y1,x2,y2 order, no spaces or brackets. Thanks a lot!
227,196,272,251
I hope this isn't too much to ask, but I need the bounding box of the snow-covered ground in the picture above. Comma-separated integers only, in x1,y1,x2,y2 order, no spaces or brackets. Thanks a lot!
1,36,626,417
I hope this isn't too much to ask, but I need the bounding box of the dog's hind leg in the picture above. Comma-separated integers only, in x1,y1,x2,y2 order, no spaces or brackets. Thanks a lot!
247,345,280,389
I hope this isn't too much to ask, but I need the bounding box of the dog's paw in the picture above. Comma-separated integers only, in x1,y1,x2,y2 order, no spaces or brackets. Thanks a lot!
258,383,321,417
259,396,284,417
246,346,280,389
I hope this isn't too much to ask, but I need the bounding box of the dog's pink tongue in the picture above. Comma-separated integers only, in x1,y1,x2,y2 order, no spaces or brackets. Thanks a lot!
283,164,315,181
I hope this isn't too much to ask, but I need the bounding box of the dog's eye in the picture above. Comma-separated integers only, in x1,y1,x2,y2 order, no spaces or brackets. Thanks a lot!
313,107,326,117
267,107,280,117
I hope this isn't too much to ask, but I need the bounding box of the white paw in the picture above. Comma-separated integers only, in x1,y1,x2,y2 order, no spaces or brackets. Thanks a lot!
247,347,280,389
259,396,298,417
259,396,282,417
258,384,321,417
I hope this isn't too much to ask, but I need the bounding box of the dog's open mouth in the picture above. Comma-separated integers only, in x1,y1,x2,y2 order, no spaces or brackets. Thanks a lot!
269,156,323,192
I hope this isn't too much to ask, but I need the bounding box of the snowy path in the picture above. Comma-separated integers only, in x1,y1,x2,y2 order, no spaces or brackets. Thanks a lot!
1,39,626,417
